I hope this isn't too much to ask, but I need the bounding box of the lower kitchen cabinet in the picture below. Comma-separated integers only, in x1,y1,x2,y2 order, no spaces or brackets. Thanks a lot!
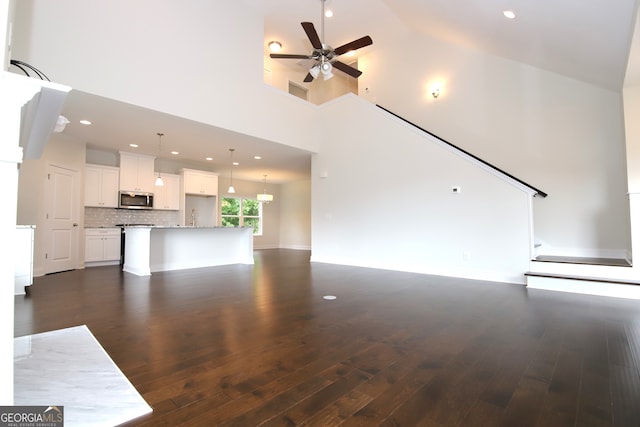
85,228,121,265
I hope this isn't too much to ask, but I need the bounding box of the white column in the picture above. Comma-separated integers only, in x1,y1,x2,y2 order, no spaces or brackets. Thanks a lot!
0,84,25,406
0,70,70,404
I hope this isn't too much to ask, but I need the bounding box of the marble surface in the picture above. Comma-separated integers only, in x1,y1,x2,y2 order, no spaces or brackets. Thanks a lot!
14,325,152,427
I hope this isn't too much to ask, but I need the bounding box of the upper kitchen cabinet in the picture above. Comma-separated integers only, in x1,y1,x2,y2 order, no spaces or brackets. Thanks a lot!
119,152,155,193
182,169,218,196
85,164,119,208
154,173,181,210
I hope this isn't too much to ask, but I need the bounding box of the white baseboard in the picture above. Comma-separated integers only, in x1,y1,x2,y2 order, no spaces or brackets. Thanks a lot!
279,245,311,251
309,256,526,285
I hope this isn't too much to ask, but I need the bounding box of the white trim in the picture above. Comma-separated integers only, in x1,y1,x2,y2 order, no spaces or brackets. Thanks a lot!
280,245,312,251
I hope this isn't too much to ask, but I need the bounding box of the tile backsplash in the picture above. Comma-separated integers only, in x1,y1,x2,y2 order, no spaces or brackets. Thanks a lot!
85,207,180,228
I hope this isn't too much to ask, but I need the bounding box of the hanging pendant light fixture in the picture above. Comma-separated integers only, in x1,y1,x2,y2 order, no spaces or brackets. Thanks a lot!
155,133,164,187
257,174,274,203
228,148,236,193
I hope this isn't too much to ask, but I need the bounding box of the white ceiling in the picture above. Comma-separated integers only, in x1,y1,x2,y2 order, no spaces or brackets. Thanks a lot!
57,0,639,183
62,90,312,183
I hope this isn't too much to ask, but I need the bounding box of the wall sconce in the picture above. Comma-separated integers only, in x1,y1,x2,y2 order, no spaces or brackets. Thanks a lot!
431,87,440,99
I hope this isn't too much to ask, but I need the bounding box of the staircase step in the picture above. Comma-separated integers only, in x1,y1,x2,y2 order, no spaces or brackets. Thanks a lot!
534,255,631,267
525,272,640,300
525,271,640,286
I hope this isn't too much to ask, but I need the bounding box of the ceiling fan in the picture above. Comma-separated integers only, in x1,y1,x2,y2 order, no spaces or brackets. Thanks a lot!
269,0,373,83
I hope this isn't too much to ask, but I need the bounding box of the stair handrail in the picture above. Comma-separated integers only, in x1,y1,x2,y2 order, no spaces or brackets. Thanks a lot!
376,104,548,198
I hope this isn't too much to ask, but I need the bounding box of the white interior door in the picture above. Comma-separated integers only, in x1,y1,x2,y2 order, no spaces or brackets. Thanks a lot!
45,164,79,274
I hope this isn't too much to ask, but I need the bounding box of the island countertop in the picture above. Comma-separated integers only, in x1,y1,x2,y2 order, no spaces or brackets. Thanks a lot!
123,226,254,276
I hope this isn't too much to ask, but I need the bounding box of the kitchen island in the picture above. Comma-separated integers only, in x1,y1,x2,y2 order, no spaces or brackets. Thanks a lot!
122,226,254,276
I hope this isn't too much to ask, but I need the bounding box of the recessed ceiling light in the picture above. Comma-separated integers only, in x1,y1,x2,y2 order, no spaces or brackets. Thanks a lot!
503,10,516,19
171,151,179,155
233,162,239,166
254,156,262,160
129,144,138,148
325,10,333,18
206,157,213,161
79,119,92,125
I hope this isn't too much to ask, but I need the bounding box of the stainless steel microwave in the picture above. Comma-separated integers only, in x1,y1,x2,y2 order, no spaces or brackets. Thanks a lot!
118,191,153,209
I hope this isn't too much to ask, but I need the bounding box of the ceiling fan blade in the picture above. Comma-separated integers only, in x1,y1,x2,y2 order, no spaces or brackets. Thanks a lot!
270,53,311,59
334,36,373,56
301,22,323,50
332,61,363,78
303,72,314,83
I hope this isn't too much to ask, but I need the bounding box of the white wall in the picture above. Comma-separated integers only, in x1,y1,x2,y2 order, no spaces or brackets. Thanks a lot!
358,32,630,258
279,179,311,250
623,11,640,264
12,0,319,154
264,56,358,105
625,85,640,193
312,96,533,283
1,0,13,70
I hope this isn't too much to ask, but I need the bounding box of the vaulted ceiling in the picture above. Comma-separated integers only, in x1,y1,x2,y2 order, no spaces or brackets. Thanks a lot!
50,0,639,183
263,0,638,90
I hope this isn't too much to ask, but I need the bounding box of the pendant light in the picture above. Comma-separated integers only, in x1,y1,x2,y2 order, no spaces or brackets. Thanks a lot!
155,133,164,187
227,148,236,193
257,174,273,203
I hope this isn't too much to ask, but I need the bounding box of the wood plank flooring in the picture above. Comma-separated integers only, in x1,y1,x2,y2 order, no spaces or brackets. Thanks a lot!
14,249,640,426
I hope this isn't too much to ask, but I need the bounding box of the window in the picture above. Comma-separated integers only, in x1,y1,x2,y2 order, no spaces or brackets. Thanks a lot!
221,197,262,235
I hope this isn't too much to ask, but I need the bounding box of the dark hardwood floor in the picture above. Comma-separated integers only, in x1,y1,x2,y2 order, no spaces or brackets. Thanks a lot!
14,249,640,426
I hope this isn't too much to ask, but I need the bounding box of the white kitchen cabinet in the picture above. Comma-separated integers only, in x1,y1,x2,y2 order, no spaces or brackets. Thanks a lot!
154,173,181,210
85,164,119,207
119,152,155,193
85,228,121,265
182,169,218,196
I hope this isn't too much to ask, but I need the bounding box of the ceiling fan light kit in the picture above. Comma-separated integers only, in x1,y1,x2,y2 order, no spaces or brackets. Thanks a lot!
269,0,372,83
268,41,282,52
320,60,333,77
